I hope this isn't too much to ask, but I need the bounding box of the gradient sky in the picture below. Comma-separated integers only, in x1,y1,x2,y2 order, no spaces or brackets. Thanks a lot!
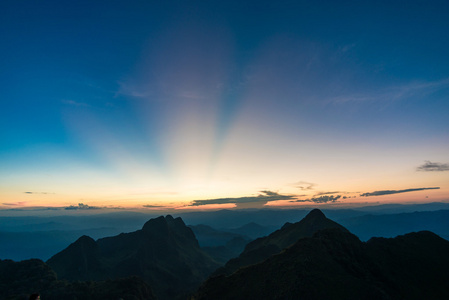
1,0,448,212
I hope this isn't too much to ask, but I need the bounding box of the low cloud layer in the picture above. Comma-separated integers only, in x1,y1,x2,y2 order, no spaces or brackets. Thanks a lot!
417,161,449,172
2,202,26,206
190,190,296,208
65,203,101,210
360,187,440,197
142,204,167,208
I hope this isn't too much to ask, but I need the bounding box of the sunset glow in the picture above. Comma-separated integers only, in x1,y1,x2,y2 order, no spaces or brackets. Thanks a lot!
1,1,448,213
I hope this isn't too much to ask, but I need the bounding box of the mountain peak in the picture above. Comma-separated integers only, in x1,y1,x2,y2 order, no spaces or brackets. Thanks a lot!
48,215,219,300
141,215,188,233
142,215,169,231
77,235,96,244
217,208,351,276
303,208,326,221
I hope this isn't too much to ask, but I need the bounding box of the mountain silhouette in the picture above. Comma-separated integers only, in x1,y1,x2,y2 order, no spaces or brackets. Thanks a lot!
194,228,449,300
47,215,220,300
217,208,348,275
193,208,449,300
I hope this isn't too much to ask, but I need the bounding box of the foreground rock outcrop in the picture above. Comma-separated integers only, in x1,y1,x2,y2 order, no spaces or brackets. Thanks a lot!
0,258,155,300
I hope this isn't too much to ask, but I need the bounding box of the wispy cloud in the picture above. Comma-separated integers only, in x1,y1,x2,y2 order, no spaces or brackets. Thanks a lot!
0,207,62,212
293,181,315,191
329,77,449,104
314,191,342,196
62,99,91,107
2,202,26,206
338,43,356,53
24,192,54,195
142,204,168,208
417,161,449,172
116,81,154,99
360,187,440,197
190,190,296,207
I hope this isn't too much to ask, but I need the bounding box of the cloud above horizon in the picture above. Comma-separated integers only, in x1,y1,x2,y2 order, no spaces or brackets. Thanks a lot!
65,203,101,210
24,192,54,195
417,161,449,172
142,204,170,209
328,77,449,105
2,202,27,206
62,99,91,107
314,191,342,196
294,194,342,203
293,181,316,191
360,187,440,197
190,190,296,208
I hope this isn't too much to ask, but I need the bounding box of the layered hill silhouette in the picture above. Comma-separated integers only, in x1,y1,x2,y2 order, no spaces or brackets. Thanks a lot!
189,224,251,264
223,222,275,239
194,211,449,300
216,208,348,275
47,215,220,300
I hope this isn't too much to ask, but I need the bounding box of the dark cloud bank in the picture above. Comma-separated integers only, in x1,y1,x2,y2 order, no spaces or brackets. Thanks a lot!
190,191,295,207
293,195,342,204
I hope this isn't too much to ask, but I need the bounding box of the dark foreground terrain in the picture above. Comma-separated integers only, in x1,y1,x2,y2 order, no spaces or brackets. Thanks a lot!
0,258,155,300
193,229,449,300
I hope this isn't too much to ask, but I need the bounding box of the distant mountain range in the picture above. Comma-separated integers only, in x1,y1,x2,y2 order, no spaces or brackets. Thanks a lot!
339,209,449,240
188,224,251,264
3,204,449,262
187,222,276,264
222,222,276,239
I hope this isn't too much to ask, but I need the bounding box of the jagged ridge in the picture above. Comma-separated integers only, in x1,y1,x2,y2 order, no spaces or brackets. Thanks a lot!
194,228,449,300
218,208,348,275
47,215,219,300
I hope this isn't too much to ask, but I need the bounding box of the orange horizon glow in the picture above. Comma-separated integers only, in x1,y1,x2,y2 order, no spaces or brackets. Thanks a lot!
1,186,446,214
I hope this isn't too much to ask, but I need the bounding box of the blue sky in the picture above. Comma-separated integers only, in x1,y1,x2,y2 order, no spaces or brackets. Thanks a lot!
1,0,448,211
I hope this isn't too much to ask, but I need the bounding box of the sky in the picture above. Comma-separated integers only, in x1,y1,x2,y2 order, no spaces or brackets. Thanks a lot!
1,0,448,212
